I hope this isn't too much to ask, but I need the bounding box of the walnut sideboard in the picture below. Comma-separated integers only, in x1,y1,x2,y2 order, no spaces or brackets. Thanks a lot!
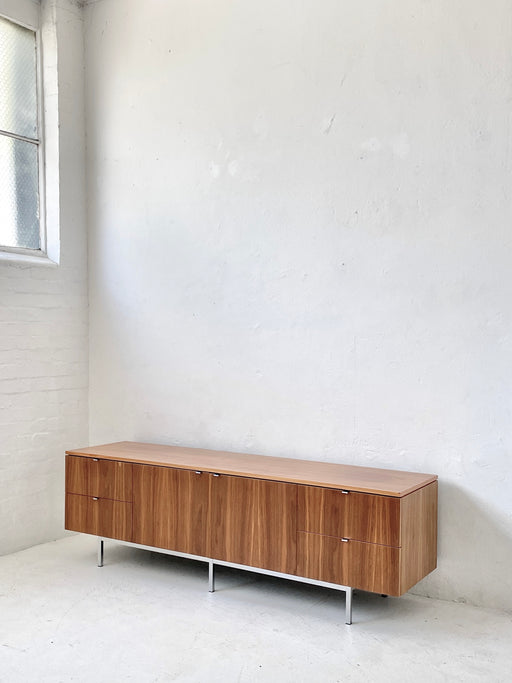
65,441,438,624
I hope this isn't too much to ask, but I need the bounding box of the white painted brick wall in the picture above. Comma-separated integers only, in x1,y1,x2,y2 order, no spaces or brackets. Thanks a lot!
0,266,88,553
0,0,88,555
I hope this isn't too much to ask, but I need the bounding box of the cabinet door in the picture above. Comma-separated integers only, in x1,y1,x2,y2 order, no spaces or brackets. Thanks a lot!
209,474,297,575
65,493,132,541
65,455,132,501
132,465,209,556
297,531,400,596
297,485,400,546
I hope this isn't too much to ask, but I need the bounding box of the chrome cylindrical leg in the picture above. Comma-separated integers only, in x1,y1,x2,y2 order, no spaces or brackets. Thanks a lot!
97,538,104,567
208,561,215,592
345,587,353,625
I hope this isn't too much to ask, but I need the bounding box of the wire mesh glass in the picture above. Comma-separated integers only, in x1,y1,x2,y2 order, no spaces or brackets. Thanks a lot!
0,15,38,140
0,134,40,249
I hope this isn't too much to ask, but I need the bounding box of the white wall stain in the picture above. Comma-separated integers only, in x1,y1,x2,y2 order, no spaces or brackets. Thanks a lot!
253,111,268,141
323,113,337,135
228,160,239,176
360,134,410,158
361,137,383,153
392,132,411,159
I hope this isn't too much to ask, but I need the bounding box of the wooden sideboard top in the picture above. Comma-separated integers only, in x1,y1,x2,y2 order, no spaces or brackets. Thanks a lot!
66,441,437,497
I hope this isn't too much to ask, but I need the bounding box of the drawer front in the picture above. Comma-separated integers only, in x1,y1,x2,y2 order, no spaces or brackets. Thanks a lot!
297,485,400,546
65,493,132,541
65,455,133,502
297,531,400,596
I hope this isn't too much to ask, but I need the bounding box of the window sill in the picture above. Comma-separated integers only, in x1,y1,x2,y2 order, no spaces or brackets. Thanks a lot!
0,248,58,267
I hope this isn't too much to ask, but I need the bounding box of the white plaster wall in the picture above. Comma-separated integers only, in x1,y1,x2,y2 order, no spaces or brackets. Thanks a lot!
0,0,88,554
85,0,512,608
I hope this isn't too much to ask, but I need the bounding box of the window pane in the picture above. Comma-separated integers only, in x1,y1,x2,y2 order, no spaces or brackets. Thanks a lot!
0,134,40,249
0,16,38,139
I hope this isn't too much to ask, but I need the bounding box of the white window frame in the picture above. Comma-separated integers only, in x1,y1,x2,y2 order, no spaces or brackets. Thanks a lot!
0,0,57,266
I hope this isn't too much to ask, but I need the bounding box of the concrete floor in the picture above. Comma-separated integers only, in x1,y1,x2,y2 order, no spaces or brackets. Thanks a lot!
0,536,511,682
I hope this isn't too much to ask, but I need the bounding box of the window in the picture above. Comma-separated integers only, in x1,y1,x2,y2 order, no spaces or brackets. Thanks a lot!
0,14,43,254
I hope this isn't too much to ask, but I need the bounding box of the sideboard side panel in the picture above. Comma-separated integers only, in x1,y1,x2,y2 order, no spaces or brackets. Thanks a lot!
399,480,438,594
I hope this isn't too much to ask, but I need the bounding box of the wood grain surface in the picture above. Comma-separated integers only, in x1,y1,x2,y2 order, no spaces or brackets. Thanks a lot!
65,455,132,501
65,493,132,541
296,532,400,596
209,474,297,574
66,442,437,497
65,443,438,596
132,464,209,556
297,485,400,546
399,480,438,593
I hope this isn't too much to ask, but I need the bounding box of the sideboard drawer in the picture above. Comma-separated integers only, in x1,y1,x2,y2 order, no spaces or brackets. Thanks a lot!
296,531,400,596
65,493,132,541
66,455,133,502
297,485,400,546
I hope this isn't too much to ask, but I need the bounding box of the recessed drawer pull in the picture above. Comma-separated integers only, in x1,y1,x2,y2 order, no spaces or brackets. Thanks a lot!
195,471,202,475
212,473,220,477
93,458,99,462
341,537,349,543
92,497,99,501
341,490,349,494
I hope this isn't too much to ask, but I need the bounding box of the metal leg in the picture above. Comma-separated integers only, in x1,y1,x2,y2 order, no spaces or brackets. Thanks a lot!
208,561,215,593
345,587,353,625
97,538,104,567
